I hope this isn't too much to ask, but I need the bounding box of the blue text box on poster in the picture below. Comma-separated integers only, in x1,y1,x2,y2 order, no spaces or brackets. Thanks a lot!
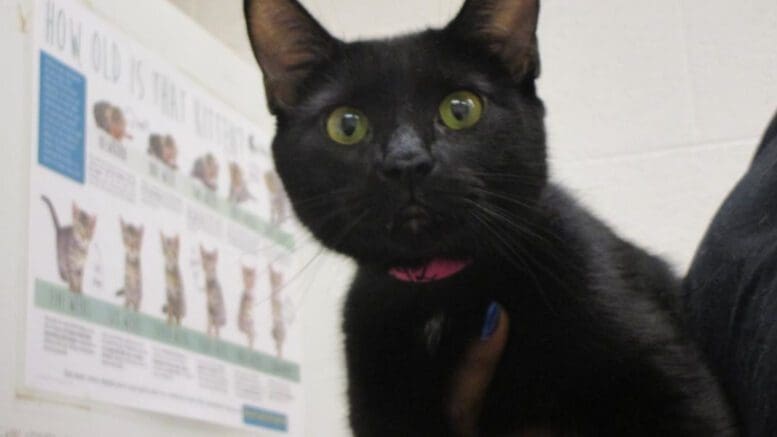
38,51,86,183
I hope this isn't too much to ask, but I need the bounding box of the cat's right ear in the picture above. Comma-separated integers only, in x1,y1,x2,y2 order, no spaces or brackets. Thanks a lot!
447,0,541,82
244,0,339,113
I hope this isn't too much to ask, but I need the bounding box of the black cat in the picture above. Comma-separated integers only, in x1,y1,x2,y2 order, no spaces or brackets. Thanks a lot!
244,0,737,435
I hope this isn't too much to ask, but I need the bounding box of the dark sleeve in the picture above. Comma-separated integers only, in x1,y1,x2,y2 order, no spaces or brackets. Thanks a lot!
684,107,777,437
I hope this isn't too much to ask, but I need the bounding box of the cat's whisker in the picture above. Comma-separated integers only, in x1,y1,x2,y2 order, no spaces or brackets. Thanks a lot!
278,209,370,312
463,199,579,303
468,209,557,314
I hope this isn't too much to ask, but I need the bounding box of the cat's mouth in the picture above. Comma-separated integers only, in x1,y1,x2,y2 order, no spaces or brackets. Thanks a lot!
391,204,432,235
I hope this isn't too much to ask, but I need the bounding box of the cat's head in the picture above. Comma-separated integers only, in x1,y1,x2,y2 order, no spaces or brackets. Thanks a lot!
205,154,219,179
161,233,180,263
120,219,144,253
163,135,177,163
245,0,546,265
72,203,97,241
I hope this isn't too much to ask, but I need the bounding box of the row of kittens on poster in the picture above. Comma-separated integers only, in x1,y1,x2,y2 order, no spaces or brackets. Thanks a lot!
93,101,287,221
41,195,288,356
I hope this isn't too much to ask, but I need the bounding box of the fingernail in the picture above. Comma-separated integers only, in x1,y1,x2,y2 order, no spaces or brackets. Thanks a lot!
480,302,500,340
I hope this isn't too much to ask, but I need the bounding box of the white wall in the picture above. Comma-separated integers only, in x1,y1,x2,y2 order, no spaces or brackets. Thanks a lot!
2,1,775,436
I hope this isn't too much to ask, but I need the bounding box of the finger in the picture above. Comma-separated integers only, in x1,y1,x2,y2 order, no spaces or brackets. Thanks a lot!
448,302,510,437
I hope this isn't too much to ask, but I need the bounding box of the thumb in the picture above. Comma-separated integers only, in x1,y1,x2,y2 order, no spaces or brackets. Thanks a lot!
448,302,510,437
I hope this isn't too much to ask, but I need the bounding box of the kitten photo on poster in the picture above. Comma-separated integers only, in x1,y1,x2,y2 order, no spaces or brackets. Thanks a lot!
116,219,144,311
244,0,737,435
229,162,255,204
94,100,132,142
161,233,186,326
200,245,226,337
148,134,179,170
264,169,288,226
41,195,97,294
191,153,219,191
268,263,286,358
237,265,257,348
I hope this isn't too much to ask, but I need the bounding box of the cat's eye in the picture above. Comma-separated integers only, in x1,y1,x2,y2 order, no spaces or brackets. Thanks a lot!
439,91,483,130
326,107,369,145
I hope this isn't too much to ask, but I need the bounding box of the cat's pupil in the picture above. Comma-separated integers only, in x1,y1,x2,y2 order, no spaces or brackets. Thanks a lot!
450,99,472,121
341,113,359,136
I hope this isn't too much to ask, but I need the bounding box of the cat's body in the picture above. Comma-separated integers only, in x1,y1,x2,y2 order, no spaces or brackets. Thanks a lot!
161,234,185,325
244,0,737,435
344,185,728,436
191,154,219,191
200,246,226,337
117,220,143,311
268,264,285,357
41,196,97,294
237,266,257,348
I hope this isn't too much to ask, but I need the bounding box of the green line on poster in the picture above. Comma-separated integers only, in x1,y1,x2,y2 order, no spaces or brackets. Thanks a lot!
35,279,301,382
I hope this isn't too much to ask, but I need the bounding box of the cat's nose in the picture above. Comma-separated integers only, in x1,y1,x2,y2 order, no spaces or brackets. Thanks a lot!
380,125,434,181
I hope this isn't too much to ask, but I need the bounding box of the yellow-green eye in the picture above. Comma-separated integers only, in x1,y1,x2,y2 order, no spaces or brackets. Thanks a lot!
326,107,369,145
439,91,483,130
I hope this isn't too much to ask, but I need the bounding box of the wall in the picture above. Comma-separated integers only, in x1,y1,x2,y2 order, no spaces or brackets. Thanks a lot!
2,0,776,436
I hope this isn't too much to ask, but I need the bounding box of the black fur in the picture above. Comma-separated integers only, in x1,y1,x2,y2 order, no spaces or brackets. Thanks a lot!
245,1,736,435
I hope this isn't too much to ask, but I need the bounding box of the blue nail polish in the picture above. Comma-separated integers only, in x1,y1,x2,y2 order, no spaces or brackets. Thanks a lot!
480,302,500,340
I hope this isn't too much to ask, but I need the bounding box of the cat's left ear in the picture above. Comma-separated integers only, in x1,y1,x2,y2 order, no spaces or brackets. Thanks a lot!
447,0,541,81
244,0,339,113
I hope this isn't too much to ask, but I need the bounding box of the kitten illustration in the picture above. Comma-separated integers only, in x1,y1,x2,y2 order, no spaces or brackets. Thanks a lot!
148,134,178,170
93,101,131,141
161,233,186,326
229,163,254,203
237,266,257,348
268,264,285,358
264,170,287,225
200,246,226,337
191,154,219,191
93,101,112,132
116,219,143,311
41,196,97,294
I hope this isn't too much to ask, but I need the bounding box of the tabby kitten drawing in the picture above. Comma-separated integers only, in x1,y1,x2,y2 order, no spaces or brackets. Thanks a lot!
264,170,287,225
200,246,226,337
161,233,185,326
237,266,257,348
268,264,285,358
229,162,254,203
191,153,219,191
116,219,143,311
41,196,97,294
245,0,736,435
148,134,179,170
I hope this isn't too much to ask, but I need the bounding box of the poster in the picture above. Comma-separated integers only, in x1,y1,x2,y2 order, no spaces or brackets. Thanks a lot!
24,0,304,433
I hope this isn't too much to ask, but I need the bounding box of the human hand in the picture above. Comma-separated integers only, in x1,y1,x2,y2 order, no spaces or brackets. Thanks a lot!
448,302,509,437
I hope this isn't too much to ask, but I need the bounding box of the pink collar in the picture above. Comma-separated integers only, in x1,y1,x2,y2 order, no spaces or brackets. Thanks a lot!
389,258,472,283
